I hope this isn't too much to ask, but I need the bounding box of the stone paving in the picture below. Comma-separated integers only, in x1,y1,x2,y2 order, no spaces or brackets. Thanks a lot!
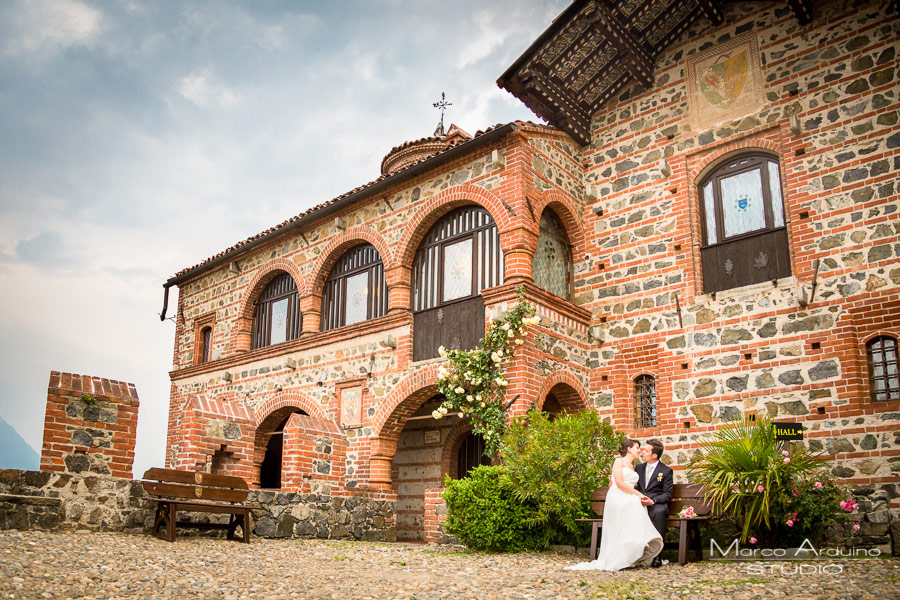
1,530,897,600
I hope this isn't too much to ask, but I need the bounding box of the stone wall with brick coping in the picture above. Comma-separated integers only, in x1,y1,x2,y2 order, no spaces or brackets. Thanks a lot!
0,469,395,541
41,372,140,479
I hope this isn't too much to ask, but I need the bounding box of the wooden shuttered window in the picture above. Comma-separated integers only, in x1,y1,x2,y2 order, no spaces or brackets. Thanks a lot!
251,273,302,350
412,206,503,361
699,153,791,294
320,243,387,332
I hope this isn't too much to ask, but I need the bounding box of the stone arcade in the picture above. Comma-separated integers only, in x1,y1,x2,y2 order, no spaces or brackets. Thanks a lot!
159,0,900,547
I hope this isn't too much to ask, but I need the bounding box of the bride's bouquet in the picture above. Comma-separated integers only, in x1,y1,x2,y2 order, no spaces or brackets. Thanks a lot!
678,506,697,519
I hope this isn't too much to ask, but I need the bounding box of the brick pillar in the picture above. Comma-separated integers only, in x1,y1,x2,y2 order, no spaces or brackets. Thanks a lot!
499,229,537,284
40,371,140,479
423,487,448,543
386,265,412,314
300,295,321,334
369,436,398,487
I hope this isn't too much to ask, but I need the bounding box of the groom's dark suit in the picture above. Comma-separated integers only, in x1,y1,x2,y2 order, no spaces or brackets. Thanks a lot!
635,460,674,540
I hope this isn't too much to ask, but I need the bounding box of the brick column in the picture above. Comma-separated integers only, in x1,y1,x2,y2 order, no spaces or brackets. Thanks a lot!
40,371,140,479
423,487,448,543
499,228,538,284
300,295,321,334
369,436,398,487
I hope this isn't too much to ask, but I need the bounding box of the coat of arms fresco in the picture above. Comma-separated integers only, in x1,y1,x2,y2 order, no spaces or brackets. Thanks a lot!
687,33,763,131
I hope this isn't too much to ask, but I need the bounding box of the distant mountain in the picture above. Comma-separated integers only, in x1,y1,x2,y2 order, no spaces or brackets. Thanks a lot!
0,415,39,470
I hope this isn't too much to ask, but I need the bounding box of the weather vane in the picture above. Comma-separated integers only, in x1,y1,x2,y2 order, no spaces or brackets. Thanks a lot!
433,92,452,136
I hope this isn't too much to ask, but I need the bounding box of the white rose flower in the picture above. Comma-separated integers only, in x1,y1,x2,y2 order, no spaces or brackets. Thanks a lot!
438,345,446,357
466,394,473,402
491,352,501,363
502,323,510,331
439,406,448,414
455,386,465,394
507,330,514,337
476,394,482,401
515,339,524,345
458,412,464,419
431,410,442,419
480,402,486,408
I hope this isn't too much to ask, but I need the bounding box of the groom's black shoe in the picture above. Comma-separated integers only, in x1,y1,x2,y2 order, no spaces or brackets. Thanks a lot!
650,556,662,568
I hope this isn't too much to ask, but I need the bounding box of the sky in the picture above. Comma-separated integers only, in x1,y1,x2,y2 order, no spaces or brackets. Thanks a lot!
0,0,567,475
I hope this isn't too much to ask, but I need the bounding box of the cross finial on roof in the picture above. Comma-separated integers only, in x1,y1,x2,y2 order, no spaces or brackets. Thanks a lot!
432,92,452,137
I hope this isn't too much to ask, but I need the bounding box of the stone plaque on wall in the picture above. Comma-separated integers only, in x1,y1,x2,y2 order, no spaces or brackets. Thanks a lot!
424,430,441,444
339,386,362,428
687,33,764,131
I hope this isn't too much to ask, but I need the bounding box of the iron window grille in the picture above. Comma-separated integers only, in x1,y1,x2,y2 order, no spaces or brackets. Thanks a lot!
867,335,899,402
320,243,387,331
634,374,657,428
251,273,302,349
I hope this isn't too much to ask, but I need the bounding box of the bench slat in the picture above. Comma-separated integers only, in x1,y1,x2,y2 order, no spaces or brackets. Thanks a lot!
155,500,251,514
142,468,249,490
143,481,248,503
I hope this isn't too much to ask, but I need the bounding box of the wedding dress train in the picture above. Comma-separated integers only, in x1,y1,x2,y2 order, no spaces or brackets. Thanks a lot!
566,467,663,571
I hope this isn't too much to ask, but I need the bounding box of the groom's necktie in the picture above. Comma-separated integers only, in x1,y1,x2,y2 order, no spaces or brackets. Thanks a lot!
645,463,656,487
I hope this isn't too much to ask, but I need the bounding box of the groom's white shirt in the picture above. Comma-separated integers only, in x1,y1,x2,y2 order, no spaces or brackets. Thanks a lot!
644,460,658,488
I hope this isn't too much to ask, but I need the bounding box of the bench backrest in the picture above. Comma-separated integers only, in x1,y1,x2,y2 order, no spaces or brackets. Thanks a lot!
588,483,711,517
141,468,249,504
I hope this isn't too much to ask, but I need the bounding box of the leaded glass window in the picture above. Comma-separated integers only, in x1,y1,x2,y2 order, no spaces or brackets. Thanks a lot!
251,273,302,349
321,243,387,331
634,374,657,428
867,336,899,402
533,210,573,300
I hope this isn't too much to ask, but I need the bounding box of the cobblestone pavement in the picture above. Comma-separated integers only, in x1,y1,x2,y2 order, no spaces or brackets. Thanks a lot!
1,531,897,600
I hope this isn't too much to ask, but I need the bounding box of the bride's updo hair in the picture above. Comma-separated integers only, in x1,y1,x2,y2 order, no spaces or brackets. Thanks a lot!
617,438,639,457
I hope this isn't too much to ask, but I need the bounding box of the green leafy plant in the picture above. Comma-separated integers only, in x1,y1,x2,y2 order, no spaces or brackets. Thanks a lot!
432,287,539,457
501,409,624,542
80,393,96,405
441,465,550,552
767,474,853,546
686,414,823,542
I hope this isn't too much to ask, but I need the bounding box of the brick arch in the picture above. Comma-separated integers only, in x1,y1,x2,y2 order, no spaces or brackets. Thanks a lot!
371,364,443,440
396,184,513,275
533,371,590,413
299,225,396,298
689,143,782,184
252,390,327,427
440,419,476,480
231,259,305,352
534,189,587,259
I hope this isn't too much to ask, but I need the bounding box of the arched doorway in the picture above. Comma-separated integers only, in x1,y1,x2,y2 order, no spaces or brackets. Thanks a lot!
255,407,307,489
412,206,503,361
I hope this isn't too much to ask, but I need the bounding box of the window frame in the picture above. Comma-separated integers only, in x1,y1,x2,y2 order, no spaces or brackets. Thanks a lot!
699,153,786,248
633,374,657,429
867,335,900,402
192,312,216,366
533,209,574,301
320,243,387,332
200,326,212,364
251,272,302,350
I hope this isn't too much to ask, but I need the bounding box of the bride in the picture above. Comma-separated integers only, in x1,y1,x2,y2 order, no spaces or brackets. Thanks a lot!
566,439,663,571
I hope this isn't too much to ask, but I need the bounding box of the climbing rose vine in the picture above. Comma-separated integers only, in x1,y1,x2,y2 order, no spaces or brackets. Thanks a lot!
433,287,539,458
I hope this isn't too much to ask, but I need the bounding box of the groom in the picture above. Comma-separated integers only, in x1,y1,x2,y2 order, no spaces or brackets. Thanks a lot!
635,438,673,567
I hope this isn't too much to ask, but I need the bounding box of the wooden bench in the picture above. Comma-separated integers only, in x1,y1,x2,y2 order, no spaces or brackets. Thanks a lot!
141,468,251,543
575,483,711,564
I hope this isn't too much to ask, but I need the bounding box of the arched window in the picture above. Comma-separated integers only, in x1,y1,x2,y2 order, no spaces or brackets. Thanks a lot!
867,336,899,402
533,209,573,300
634,374,657,428
412,206,503,360
200,326,212,364
699,153,790,293
321,243,387,331
251,273,302,349
456,432,491,478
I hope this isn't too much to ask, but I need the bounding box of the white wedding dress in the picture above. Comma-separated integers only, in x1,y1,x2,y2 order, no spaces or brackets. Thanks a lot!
566,467,663,571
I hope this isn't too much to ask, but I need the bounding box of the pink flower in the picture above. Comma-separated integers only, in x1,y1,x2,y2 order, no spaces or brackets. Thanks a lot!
749,537,757,544
852,524,860,532
814,481,822,489
782,450,790,456
783,457,790,463
786,519,794,527
757,485,765,493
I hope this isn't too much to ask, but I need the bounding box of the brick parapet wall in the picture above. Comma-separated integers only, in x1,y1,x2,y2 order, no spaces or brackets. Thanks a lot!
40,371,139,479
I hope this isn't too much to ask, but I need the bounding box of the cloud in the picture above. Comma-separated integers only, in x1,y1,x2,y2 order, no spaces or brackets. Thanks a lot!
176,70,239,108
15,231,77,269
1,0,103,58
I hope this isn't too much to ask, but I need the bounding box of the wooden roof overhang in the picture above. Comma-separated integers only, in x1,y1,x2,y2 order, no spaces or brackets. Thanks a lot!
497,0,816,146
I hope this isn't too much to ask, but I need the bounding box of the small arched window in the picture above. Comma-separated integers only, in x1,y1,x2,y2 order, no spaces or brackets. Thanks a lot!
321,243,387,331
634,374,657,428
699,153,791,293
533,209,573,300
867,335,899,402
251,273,302,349
200,326,212,364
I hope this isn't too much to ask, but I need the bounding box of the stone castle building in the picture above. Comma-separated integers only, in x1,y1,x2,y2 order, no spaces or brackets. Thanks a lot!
161,0,900,542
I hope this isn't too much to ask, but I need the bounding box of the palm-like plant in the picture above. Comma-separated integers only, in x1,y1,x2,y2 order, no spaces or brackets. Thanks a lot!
687,415,822,542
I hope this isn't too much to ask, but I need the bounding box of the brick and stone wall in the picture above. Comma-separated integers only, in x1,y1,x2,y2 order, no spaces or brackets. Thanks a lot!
162,0,900,546
40,372,140,479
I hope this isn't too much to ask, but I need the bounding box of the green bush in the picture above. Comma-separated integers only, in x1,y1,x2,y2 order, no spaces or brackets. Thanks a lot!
501,409,624,544
441,466,550,552
687,414,824,542
767,474,854,547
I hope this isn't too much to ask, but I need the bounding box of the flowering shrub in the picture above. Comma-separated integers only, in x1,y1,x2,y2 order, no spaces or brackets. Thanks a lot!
432,287,539,457
767,475,855,546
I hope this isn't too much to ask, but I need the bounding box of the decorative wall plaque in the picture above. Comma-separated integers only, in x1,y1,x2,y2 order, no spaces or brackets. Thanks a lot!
339,385,362,428
687,33,764,131
424,430,441,444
